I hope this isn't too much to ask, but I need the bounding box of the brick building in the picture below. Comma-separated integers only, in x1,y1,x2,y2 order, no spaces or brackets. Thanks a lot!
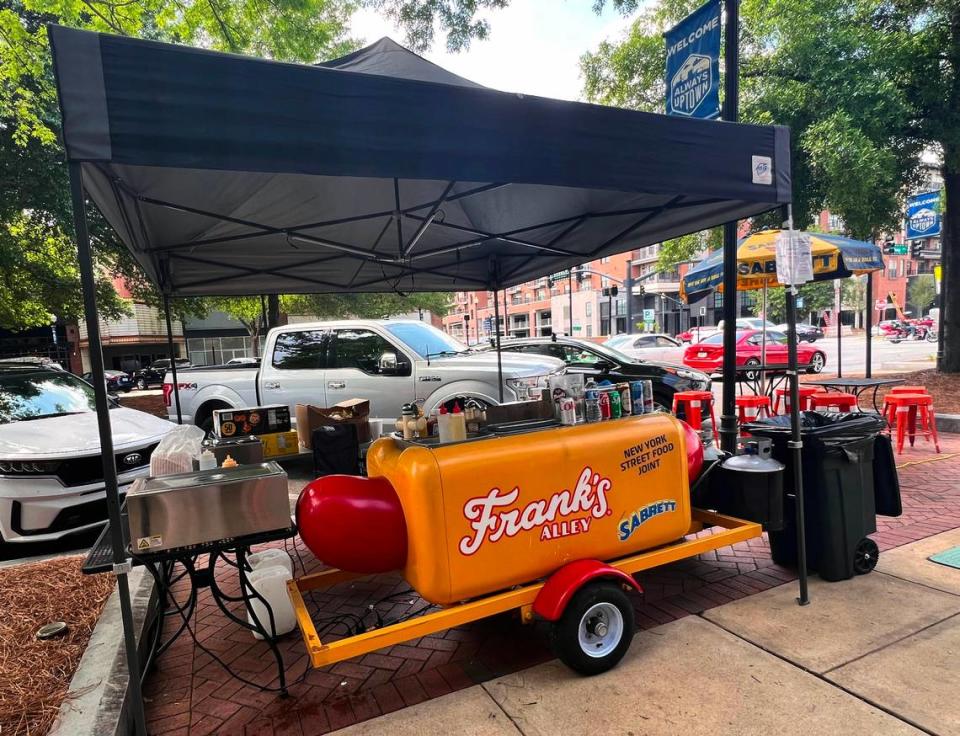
441,253,636,343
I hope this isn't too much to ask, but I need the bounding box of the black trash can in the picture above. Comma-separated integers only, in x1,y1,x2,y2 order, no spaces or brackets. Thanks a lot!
745,411,891,582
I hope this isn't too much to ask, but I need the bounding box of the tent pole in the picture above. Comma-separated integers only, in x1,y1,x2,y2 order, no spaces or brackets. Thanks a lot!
783,207,810,606
493,288,504,403
760,282,768,395
785,284,810,605
164,294,182,424
835,281,843,377
68,162,149,735
719,0,740,453
865,273,873,379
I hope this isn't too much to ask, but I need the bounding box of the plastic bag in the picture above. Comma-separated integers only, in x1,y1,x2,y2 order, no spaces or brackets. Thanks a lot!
745,411,886,439
150,424,206,476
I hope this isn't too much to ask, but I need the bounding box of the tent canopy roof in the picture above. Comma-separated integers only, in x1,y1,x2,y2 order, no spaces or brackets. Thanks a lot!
50,25,791,296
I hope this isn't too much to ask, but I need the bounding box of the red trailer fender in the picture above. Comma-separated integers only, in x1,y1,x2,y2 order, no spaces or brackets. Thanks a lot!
533,559,642,621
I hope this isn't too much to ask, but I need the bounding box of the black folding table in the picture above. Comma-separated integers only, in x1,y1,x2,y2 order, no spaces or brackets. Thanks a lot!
83,510,297,694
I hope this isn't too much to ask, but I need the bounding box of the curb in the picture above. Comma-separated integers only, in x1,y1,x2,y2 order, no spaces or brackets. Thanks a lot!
49,568,157,736
936,414,960,434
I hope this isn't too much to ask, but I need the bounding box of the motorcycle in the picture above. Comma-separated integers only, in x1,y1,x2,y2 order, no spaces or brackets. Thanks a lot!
889,320,935,343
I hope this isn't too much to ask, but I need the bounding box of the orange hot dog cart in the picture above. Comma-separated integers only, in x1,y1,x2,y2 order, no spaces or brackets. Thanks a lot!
289,414,762,675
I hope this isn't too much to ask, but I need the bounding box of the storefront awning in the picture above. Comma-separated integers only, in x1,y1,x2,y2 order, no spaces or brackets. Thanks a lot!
50,27,791,296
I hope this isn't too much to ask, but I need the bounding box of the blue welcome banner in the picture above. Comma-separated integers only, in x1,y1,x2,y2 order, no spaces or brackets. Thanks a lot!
905,191,942,239
665,0,722,119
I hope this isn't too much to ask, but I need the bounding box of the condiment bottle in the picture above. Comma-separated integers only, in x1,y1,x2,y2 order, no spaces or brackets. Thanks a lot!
400,403,417,440
198,449,217,471
437,404,452,443
449,402,467,441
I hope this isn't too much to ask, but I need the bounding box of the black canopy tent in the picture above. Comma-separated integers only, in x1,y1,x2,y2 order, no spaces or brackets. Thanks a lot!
50,26,790,734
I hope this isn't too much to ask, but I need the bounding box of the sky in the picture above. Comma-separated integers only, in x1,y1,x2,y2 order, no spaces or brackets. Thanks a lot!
349,1,641,101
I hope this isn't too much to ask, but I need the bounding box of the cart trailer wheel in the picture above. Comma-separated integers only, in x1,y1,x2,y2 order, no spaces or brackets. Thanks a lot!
551,582,634,676
853,538,879,575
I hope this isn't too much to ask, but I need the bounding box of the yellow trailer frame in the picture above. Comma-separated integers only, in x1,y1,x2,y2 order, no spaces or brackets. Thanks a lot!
287,509,761,669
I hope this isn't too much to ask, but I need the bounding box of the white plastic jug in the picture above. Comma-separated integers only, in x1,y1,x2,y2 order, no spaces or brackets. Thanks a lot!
245,565,296,640
247,549,293,577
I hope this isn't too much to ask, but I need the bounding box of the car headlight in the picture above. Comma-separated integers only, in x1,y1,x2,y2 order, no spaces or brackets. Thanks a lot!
507,375,547,400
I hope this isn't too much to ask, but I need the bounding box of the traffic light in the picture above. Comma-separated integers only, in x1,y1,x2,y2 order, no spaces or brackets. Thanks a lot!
637,284,645,297
574,265,586,283
911,240,924,258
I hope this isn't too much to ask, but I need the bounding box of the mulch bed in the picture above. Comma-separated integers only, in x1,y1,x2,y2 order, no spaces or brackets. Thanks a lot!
0,556,114,736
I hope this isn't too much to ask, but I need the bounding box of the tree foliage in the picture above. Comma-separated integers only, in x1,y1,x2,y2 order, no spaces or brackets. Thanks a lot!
283,292,451,319
746,281,834,324
582,0,960,368
0,0,356,331
907,274,936,316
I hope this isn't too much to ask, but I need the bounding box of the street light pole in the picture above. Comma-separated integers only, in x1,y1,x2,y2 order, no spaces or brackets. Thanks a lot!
625,260,635,335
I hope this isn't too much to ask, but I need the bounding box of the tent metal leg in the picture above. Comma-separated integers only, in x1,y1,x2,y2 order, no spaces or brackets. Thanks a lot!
719,0,740,454
835,282,843,377
719,221,739,453
493,289,504,403
68,162,149,735
865,273,873,379
785,286,810,605
163,295,183,425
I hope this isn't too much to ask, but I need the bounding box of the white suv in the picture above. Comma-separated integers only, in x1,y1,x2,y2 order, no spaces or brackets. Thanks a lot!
0,364,174,544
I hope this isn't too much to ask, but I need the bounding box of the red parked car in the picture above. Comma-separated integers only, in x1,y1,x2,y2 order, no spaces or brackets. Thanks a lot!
683,329,826,376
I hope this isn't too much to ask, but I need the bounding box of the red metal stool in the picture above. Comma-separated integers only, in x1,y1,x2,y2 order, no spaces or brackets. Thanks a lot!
735,395,772,423
772,385,820,414
672,390,718,443
882,393,941,454
890,386,928,395
809,392,859,412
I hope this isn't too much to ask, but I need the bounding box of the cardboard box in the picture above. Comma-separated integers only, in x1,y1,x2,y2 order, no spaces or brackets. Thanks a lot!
213,404,291,438
261,430,301,458
296,400,371,449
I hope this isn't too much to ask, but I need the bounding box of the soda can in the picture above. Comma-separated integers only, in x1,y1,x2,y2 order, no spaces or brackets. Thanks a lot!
630,381,646,414
597,389,611,420
618,383,632,416
559,397,577,425
642,380,655,413
609,387,622,419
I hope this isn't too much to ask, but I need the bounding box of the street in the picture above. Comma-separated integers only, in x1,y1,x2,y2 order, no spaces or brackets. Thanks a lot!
802,333,936,375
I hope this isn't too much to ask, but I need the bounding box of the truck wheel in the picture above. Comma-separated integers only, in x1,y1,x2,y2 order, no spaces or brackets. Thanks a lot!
550,582,634,676
853,538,879,575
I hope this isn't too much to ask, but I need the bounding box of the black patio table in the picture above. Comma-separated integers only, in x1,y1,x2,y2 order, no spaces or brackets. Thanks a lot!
83,508,297,694
713,364,794,402
805,376,905,414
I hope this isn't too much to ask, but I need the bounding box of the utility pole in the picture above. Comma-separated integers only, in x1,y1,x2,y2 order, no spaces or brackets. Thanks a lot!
625,259,635,335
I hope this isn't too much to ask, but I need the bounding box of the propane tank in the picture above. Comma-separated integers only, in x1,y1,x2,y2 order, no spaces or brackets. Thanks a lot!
680,419,704,481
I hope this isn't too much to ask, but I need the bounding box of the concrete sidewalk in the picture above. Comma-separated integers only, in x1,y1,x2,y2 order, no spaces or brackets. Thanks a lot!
333,529,960,736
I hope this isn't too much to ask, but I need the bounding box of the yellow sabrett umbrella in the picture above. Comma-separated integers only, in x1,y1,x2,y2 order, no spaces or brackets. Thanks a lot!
680,229,885,302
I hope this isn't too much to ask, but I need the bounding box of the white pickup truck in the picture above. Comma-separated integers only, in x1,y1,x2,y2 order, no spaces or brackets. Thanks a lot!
164,320,565,430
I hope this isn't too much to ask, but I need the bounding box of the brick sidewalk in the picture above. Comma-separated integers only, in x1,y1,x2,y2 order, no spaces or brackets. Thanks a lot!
143,435,960,736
